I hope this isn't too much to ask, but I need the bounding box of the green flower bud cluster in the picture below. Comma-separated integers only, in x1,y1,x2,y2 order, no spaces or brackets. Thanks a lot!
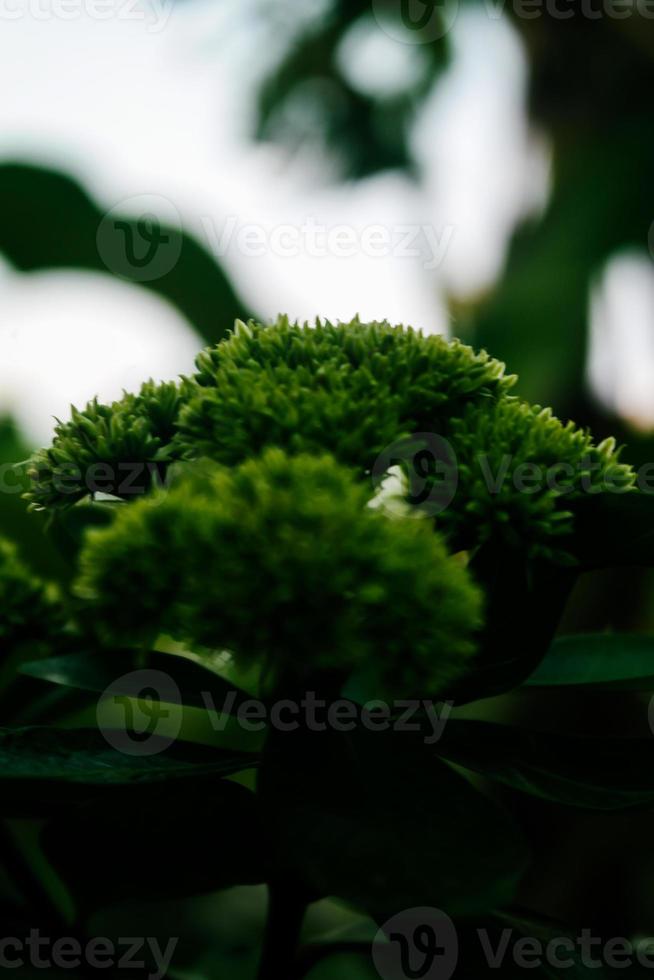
24,317,635,564
25,381,185,511
437,398,635,562
0,538,66,658
76,450,482,697
24,316,637,689
175,316,633,561
176,316,516,471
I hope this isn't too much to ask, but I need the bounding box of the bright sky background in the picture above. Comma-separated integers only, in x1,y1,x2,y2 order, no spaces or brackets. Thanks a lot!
0,0,649,441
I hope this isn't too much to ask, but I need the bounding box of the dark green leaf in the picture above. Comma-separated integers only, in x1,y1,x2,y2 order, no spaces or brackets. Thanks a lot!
303,953,377,980
449,546,575,703
437,720,654,810
296,922,378,979
0,726,256,816
0,163,251,346
20,648,251,712
525,633,654,690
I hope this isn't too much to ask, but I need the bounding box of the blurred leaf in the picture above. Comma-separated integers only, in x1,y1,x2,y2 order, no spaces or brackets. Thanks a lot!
437,720,654,810
473,120,654,412
20,649,251,712
0,163,251,345
297,922,377,979
259,725,528,919
256,2,448,179
525,633,654,690
303,953,377,980
450,546,575,703
0,726,256,817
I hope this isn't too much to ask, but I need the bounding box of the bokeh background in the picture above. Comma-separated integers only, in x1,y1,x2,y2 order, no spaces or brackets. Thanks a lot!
3,0,653,445
2,0,654,976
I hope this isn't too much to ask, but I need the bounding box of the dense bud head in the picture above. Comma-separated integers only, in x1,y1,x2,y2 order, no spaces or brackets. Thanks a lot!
76,449,482,697
441,398,635,562
26,318,634,564
176,317,632,562
24,380,185,511
175,316,516,471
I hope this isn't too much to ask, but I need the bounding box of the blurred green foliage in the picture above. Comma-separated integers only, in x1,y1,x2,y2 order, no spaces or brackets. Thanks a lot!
255,5,654,424
0,163,251,345
256,0,449,178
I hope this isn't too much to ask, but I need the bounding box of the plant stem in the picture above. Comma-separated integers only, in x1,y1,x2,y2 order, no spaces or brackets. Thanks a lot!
257,881,307,980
